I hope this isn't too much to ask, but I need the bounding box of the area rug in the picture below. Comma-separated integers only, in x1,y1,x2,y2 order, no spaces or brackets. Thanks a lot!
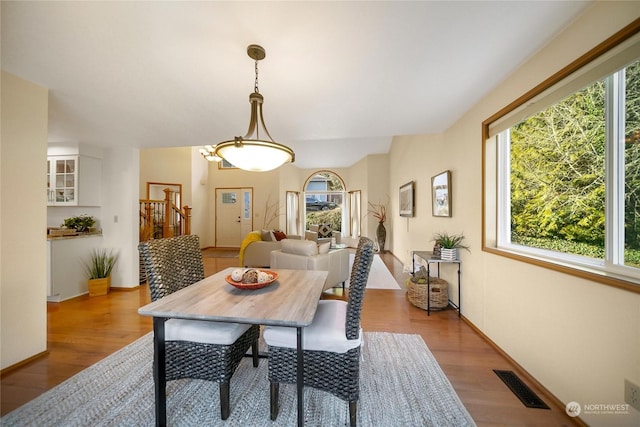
2,332,475,427
347,253,401,290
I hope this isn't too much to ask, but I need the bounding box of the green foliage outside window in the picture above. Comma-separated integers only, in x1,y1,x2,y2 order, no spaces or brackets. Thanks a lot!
509,60,640,267
624,60,640,257
306,207,342,232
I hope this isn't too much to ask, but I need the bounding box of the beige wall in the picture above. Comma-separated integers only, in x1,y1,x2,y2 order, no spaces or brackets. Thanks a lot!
1,71,49,369
389,3,640,426
346,154,391,249
389,133,449,265
190,147,210,247
139,147,193,205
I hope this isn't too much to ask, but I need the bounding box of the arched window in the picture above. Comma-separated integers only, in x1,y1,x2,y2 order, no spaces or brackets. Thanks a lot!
303,171,346,233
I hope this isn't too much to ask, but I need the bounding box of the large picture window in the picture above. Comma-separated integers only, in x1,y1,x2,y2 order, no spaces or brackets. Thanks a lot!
303,171,346,233
483,22,640,290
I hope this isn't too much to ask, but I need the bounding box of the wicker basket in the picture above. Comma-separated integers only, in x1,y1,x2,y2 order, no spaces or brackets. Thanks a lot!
405,277,449,310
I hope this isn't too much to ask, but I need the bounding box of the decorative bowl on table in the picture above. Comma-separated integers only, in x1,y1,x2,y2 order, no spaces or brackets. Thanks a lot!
225,269,278,290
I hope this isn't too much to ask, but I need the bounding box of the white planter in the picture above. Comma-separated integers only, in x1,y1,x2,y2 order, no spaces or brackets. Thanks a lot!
440,248,458,261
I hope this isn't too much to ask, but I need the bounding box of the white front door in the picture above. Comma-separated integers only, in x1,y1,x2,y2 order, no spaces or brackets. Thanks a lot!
215,188,253,247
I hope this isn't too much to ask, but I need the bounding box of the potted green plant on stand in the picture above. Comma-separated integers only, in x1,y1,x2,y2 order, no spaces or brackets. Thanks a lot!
83,248,118,296
432,232,470,260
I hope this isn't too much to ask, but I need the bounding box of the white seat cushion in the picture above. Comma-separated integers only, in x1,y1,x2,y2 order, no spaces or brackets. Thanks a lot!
165,318,252,345
263,300,362,353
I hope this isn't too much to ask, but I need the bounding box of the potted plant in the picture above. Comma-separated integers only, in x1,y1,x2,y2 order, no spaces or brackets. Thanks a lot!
62,214,96,233
432,232,469,260
83,248,118,296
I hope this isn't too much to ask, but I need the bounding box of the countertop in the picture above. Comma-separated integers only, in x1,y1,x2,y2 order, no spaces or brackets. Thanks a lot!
47,231,103,241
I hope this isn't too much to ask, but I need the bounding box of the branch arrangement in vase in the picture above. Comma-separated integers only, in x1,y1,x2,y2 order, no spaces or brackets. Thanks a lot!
367,201,387,224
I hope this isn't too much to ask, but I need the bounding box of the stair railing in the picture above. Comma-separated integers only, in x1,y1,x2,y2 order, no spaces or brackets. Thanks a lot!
139,188,191,241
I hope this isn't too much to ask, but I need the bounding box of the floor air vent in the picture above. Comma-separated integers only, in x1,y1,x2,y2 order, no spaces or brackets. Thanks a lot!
493,370,550,409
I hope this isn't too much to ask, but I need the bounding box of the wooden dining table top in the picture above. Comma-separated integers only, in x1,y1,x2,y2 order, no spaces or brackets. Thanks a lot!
138,267,328,327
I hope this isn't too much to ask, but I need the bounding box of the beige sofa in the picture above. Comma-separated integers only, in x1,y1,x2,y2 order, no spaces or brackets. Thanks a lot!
270,239,350,291
242,233,301,267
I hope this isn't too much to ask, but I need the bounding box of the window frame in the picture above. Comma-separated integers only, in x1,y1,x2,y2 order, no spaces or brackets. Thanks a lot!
482,19,640,294
302,170,347,233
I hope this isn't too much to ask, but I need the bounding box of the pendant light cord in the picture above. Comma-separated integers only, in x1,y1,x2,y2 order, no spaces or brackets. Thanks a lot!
254,60,260,94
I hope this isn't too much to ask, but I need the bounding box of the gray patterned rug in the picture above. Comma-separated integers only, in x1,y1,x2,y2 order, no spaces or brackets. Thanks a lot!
2,332,475,426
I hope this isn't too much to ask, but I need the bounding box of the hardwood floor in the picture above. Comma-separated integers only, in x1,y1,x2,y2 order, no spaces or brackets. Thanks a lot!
0,252,577,426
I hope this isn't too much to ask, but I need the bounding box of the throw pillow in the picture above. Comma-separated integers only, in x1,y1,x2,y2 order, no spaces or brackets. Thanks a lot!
261,229,275,241
317,224,332,238
273,230,287,241
318,241,331,254
281,239,319,256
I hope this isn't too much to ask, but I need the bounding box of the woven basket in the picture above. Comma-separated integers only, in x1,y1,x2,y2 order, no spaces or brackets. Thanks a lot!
405,277,449,310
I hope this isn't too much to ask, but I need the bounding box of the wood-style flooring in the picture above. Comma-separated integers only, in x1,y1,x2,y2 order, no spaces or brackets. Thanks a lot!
1,251,578,426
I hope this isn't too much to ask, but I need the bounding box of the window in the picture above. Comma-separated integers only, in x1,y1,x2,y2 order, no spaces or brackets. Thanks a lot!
483,22,640,290
303,171,346,233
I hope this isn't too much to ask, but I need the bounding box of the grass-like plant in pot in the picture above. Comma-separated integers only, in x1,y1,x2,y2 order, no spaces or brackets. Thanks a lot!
83,248,119,296
432,232,469,260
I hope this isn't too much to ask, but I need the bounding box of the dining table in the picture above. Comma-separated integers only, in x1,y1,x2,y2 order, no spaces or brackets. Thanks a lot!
138,267,328,427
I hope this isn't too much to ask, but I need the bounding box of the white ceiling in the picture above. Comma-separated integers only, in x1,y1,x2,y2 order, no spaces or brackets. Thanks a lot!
1,1,592,168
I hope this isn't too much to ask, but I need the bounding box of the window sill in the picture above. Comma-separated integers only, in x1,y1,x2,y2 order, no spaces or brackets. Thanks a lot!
482,245,640,294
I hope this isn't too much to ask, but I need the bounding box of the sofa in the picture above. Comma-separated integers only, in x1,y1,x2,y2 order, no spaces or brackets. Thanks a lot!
270,239,350,291
241,230,301,267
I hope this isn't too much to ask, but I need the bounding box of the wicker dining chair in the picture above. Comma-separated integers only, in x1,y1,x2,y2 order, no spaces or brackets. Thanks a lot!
138,235,260,420
263,237,374,427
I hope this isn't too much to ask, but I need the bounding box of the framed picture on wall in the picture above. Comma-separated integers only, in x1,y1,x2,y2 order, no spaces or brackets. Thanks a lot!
218,158,237,169
431,170,451,217
399,181,414,217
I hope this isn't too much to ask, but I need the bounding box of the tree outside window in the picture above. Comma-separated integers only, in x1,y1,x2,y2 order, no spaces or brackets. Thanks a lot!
503,59,640,269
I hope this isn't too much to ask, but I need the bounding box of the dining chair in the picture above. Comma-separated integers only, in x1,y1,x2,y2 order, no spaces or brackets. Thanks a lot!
263,237,374,427
138,235,260,420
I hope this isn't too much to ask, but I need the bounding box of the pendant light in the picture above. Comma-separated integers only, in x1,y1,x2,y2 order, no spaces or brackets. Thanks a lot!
201,44,295,171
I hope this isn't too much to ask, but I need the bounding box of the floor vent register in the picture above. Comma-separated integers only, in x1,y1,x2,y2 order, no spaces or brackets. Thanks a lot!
493,369,550,409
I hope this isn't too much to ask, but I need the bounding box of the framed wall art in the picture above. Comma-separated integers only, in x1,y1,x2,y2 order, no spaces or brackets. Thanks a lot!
399,181,414,217
218,158,237,169
431,170,451,217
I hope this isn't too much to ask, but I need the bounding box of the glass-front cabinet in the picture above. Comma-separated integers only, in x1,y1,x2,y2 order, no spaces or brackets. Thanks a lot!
47,156,78,205
47,154,101,206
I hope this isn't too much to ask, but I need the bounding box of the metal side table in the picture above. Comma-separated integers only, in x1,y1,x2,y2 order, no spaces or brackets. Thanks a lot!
412,251,462,316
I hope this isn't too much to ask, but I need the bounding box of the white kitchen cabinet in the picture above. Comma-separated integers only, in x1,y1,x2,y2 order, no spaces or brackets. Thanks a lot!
47,234,103,301
47,155,101,206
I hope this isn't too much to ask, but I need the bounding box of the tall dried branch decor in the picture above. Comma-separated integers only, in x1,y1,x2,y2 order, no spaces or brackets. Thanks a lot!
262,194,283,229
367,200,387,224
